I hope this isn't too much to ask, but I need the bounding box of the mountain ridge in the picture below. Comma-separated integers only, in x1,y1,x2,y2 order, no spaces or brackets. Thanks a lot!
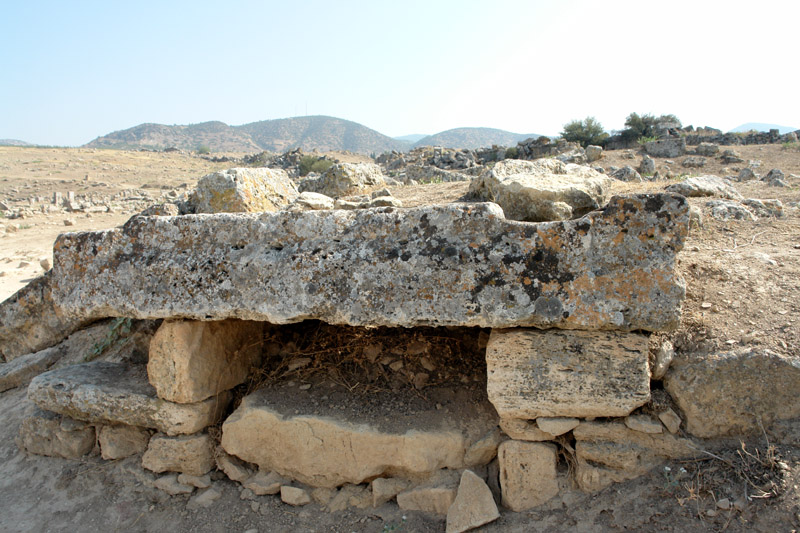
412,127,539,150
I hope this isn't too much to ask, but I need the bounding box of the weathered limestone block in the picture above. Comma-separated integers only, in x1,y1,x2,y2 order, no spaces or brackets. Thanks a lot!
98,424,151,459
573,421,696,492
537,417,579,436
299,162,386,198
16,408,95,459
446,470,500,533
28,362,230,436
664,348,800,438
486,329,650,419
468,159,613,222
190,168,298,213
221,384,498,488
499,418,555,442
644,137,686,158
147,319,264,403
498,440,559,511
0,344,62,392
142,433,216,476
397,486,457,515
281,486,312,506
52,194,688,332
666,175,743,201
372,477,411,507
0,272,92,361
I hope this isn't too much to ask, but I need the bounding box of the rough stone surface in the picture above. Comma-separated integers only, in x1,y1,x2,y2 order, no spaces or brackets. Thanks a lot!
147,319,264,403
666,175,743,200
585,145,603,162
51,195,688,332
291,191,334,210
28,362,230,436
499,418,555,441
16,408,95,459
664,348,800,438
682,156,707,168
221,385,497,488
573,421,696,491
216,448,254,482
706,199,757,221
243,470,285,496
372,477,411,507
486,329,651,419
695,142,720,156
142,433,216,476
658,408,682,434
624,415,663,434
644,137,686,158
638,155,656,175
178,473,212,489
397,485,457,516
738,168,758,181
0,344,62,392
299,162,386,198
190,168,298,214
98,424,151,460
463,427,503,466
0,272,91,361
153,473,195,495
610,165,642,182
742,198,783,218
536,417,579,436
186,486,222,509
498,440,559,511
468,159,612,222
446,470,500,533
281,486,312,506
651,339,674,380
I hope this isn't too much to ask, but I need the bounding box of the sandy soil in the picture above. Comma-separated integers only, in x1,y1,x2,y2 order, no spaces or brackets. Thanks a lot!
0,144,799,532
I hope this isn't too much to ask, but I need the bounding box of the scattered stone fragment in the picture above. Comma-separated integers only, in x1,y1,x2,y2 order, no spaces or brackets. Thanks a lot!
153,473,195,495
610,165,642,182
706,200,757,221
738,168,758,181
499,418,555,441
498,440,559,511
39,256,52,271
51,195,689,332
664,348,800,438
292,191,335,210
585,145,603,162
536,418,579,436
644,138,686,158
299,162,387,198
190,168,298,213
487,329,651,419
372,477,411,507
139,203,180,217
397,485,457,515
142,433,216,476
243,470,286,496
327,484,372,512
147,319,264,403
742,198,783,218
682,156,706,168
573,421,696,491
0,344,62,392
468,158,612,221
464,427,503,466
63,219,75,226
658,408,682,434
281,486,312,506
216,448,255,482
624,415,663,434
186,486,222,510
638,155,655,175
16,408,95,459
178,473,212,489
98,424,151,460
651,339,674,380
446,470,500,533
695,142,719,156
28,362,230,436
720,149,744,164
666,175,743,200
763,168,787,187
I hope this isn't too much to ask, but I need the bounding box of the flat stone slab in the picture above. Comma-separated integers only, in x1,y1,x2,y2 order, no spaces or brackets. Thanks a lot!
487,328,651,419
27,362,229,436
51,194,688,331
221,381,498,488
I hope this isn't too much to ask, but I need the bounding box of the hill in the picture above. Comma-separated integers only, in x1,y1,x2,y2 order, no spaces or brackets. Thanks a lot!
730,122,798,134
393,134,427,143
413,127,538,149
85,116,408,154
0,139,33,147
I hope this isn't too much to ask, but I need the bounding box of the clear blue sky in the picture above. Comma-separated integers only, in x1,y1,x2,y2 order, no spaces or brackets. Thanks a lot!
2,0,798,146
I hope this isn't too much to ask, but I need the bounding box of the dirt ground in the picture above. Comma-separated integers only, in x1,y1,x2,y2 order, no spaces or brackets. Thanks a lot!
0,144,799,532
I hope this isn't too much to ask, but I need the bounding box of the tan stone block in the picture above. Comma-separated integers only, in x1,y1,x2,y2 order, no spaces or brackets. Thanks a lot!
536,417,579,436
98,424,150,460
498,440,559,511
487,329,650,419
397,486,457,516
499,418,555,441
446,470,500,533
142,433,215,476
281,486,311,506
147,319,264,403
371,478,411,507
16,408,95,459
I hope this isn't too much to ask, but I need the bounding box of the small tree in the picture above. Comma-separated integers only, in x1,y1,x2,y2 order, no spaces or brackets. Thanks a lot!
621,113,682,142
560,117,608,148
196,145,211,155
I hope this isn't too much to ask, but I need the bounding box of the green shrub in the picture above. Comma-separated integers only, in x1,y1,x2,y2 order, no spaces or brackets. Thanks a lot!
298,155,334,176
561,117,608,148
620,113,682,143
504,146,519,159
637,135,659,145
196,145,211,155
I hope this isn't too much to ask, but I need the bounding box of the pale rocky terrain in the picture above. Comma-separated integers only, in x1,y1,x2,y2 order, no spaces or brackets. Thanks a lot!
0,142,799,532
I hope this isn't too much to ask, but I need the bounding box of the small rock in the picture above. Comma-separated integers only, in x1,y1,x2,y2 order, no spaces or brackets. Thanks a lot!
717,497,731,510
178,473,212,489
186,486,221,509
216,448,255,482
154,473,195,495
372,477,410,507
243,470,285,496
651,339,674,380
536,417,579,436
281,486,311,506
17,261,31,269
98,424,150,460
63,219,75,226
39,257,52,270
658,408,682,434
624,414,663,434
397,485,457,515
446,470,500,533
240,488,256,500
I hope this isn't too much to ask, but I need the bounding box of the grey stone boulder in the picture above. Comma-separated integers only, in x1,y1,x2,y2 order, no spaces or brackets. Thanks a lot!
298,162,386,198
638,155,656,176
742,198,783,218
644,137,686,158
610,165,642,182
585,145,603,162
695,142,719,156
681,156,707,168
666,175,743,200
706,200,757,221
720,149,745,164
189,168,299,214
738,168,758,181
664,348,800,438
28,362,230,436
51,195,689,332
468,158,613,222
763,168,787,187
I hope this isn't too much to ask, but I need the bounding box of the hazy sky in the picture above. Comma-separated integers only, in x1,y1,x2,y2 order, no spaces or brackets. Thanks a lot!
2,0,798,146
